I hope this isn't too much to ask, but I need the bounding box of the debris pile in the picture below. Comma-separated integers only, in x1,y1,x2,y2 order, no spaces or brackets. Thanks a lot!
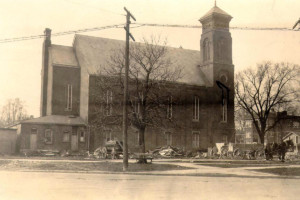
150,146,184,158
186,148,208,158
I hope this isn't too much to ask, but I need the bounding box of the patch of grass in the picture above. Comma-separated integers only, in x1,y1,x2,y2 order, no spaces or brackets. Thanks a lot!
196,163,284,168
189,159,300,168
0,160,191,172
251,167,300,176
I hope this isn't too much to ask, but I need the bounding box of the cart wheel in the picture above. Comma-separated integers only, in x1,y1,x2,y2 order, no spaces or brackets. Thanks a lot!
220,146,229,159
101,147,107,159
210,147,218,158
233,148,242,159
255,149,265,160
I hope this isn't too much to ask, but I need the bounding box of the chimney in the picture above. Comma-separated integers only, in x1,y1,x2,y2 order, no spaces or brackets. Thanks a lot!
40,28,52,117
44,28,52,45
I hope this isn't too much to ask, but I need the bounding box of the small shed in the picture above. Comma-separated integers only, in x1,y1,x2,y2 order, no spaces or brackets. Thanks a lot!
0,128,17,155
283,132,300,153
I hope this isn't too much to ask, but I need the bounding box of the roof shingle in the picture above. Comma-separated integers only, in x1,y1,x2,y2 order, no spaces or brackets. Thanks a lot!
73,34,207,86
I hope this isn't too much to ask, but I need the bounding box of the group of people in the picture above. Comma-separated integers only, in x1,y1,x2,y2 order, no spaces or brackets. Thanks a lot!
265,140,294,162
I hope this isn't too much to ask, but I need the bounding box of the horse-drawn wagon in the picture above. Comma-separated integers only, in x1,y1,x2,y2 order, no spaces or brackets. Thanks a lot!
265,140,295,162
211,143,265,160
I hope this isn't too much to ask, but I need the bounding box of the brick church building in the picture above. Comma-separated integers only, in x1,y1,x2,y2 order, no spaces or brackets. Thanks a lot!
18,5,235,153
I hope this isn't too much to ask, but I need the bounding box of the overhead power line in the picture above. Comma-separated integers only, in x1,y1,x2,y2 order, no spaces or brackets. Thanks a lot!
0,22,298,44
134,23,299,31
0,24,125,44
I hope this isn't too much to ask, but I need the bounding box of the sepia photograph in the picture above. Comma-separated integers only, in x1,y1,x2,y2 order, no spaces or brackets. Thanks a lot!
0,0,299,199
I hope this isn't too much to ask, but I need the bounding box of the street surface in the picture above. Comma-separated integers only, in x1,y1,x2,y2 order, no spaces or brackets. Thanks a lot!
0,170,299,200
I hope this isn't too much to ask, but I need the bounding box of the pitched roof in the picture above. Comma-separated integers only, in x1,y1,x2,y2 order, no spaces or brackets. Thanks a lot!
200,6,232,21
21,115,86,126
49,45,78,67
283,131,300,139
73,34,207,86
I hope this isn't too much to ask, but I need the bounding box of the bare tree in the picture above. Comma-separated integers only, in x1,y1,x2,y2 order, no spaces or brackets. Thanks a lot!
0,98,30,127
90,37,182,154
235,62,300,144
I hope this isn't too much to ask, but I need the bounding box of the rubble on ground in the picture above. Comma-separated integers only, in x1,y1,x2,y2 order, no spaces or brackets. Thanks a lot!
150,146,184,158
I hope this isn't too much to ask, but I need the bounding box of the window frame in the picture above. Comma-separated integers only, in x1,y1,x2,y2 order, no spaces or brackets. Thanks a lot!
167,95,173,119
79,131,85,143
133,98,140,114
62,131,70,143
223,135,228,144
222,97,228,123
65,84,73,111
31,128,37,135
193,96,200,121
136,131,140,145
44,129,53,144
192,131,200,148
165,132,172,146
203,38,210,61
105,130,113,142
106,90,113,116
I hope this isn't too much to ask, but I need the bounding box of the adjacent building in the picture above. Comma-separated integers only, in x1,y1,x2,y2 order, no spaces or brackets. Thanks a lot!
235,111,300,145
0,128,17,155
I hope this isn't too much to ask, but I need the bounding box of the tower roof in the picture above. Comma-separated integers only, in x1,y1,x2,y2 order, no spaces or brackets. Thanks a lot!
200,6,232,21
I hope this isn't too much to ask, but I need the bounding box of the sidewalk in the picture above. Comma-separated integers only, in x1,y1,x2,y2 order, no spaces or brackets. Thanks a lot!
134,160,277,177
1,157,299,178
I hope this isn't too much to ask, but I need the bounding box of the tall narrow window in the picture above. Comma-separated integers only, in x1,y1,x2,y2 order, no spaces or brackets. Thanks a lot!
80,131,85,142
217,38,227,61
133,98,140,114
193,96,200,121
106,90,113,116
165,132,172,146
167,96,172,119
105,130,113,142
203,39,210,61
223,135,228,144
63,131,70,142
222,98,228,122
136,131,140,145
192,131,200,148
44,129,53,144
65,84,72,111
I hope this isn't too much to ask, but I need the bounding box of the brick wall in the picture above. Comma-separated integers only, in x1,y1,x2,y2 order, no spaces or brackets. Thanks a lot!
88,76,235,152
19,123,87,152
51,66,80,116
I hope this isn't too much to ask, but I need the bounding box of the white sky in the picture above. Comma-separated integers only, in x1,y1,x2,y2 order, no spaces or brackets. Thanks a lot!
0,0,299,117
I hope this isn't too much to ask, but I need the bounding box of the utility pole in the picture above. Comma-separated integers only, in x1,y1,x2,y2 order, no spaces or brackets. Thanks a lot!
123,7,136,172
292,18,300,30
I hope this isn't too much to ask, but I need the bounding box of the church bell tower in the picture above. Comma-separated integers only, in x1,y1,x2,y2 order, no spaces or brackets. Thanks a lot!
199,4,234,88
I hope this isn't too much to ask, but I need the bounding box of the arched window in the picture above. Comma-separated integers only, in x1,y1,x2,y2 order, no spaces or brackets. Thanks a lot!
203,38,210,61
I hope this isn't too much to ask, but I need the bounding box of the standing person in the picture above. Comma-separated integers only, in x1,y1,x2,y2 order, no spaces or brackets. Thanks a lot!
279,141,287,162
111,147,116,160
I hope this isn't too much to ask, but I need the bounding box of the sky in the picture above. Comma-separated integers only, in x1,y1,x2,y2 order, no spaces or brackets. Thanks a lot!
0,0,299,117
